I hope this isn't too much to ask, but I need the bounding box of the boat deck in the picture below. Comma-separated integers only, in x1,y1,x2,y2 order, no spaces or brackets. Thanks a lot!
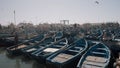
11,44,27,50
26,48,37,52
52,53,73,63
43,48,59,53
82,56,107,68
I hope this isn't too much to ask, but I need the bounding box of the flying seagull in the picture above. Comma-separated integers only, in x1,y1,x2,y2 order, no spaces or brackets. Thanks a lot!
95,1,99,4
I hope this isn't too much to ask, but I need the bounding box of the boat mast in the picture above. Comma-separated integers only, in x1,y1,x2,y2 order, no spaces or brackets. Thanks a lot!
14,10,18,44
14,10,16,26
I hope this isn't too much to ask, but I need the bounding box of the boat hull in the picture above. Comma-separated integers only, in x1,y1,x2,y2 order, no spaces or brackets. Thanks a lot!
6,34,44,56
77,43,111,68
31,38,69,63
46,38,88,68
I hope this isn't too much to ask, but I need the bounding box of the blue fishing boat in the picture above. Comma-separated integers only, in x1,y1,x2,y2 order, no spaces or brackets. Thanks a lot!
31,38,68,63
0,37,15,47
85,30,103,41
6,34,45,56
21,36,55,57
77,43,111,68
113,34,120,42
46,38,88,68
21,31,63,58
54,31,63,42
0,33,16,47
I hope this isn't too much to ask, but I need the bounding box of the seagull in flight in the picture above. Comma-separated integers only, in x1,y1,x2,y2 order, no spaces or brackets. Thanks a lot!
95,1,99,4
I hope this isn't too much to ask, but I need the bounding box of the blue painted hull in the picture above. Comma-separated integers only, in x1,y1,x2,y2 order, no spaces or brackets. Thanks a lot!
46,38,88,68
77,43,111,68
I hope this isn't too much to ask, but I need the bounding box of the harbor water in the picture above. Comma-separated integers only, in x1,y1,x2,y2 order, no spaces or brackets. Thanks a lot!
0,47,46,68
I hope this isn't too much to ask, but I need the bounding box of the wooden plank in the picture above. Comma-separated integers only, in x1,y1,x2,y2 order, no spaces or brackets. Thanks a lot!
11,44,27,50
82,64,103,68
26,48,37,52
68,49,79,52
43,48,59,52
86,56,107,63
52,53,73,63
83,60,105,67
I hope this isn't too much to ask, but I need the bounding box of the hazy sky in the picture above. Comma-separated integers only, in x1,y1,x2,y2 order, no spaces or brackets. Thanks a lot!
0,0,120,25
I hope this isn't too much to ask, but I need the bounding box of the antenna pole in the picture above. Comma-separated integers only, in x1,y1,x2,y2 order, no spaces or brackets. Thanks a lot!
14,10,16,26
13,10,18,44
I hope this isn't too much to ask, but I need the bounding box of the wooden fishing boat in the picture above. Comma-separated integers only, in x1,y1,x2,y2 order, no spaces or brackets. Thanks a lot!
54,31,63,41
0,38,15,47
85,30,103,41
6,34,45,56
46,38,88,68
113,34,120,42
21,31,63,58
21,36,55,57
77,43,111,68
31,38,68,63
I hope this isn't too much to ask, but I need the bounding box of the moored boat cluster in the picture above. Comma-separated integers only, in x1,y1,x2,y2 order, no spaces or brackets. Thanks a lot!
5,31,111,68
1,22,120,68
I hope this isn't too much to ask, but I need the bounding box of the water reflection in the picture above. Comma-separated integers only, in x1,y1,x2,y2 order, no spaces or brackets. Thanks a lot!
15,59,20,68
32,61,46,68
0,47,5,54
0,47,33,68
